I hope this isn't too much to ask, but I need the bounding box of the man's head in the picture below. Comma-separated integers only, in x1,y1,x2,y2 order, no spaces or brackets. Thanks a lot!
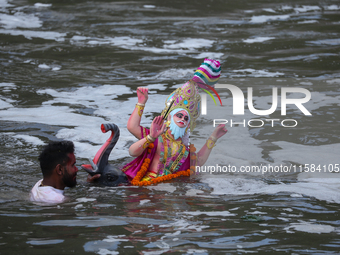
39,141,78,188
169,108,190,140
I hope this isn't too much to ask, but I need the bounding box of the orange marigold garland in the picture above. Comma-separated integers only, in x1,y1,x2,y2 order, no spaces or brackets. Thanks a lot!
189,144,196,152
131,143,194,186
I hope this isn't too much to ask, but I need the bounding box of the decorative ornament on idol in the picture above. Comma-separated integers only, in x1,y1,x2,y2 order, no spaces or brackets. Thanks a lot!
161,59,221,131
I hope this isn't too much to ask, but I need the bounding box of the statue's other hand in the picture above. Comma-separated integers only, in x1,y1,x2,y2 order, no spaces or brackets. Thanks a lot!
212,124,228,140
150,116,166,138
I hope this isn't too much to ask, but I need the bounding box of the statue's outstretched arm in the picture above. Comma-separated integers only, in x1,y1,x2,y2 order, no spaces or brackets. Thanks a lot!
127,87,149,139
196,124,228,166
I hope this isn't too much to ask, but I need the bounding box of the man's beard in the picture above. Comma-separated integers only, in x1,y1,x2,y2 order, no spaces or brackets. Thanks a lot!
62,170,77,188
169,119,187,140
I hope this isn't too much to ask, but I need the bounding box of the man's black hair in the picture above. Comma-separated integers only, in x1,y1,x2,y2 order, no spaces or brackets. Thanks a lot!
38,141,75,177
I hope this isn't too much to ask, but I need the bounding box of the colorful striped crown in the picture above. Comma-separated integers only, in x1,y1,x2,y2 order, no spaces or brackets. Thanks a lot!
192,59,221,86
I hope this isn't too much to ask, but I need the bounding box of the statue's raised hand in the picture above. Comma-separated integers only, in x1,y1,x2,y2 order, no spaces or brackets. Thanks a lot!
137,87,148,104
150,116,166,139
211,124,228,140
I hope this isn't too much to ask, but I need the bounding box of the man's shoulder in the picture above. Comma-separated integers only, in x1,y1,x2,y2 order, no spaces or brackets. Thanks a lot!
30,179,65,204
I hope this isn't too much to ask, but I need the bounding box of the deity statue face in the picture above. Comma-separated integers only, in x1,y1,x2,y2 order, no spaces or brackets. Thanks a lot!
173,110,189,128
168,109,190,140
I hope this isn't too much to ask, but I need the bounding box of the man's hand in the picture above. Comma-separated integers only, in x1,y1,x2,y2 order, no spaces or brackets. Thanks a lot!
87,174,101,183
211,124,228,140
150,116,166,139
137,87,148,104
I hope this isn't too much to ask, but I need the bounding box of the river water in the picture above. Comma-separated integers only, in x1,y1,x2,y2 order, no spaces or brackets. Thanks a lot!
1,0,340,254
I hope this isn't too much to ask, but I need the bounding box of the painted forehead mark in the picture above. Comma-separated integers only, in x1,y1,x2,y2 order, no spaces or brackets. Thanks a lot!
178,110,188,115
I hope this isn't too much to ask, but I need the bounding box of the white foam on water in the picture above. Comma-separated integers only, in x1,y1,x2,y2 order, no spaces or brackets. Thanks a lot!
138,46,190,54
293,6,321,13
139,199,151,205
284,222,335,234
70,35,217,55
98,249,119,255
303,91,340,112
182,211,236,217
280,5,293,11
270,141,340,166
0,12,42,29
231,68,284,77
299,82,313,86
0,82,16,108
147,183,176,193
143,5,156,9
0,98,12,109
250,15,290,24
143,249,169,255
242,37,275,43
298,20,318,24
326,79,340,84
144,83,167,91
269,53,337,62
0,84,148,160
248,211,267,215
185,188,202,196
103,235,129,243
38,64,50,69
164,38,214,50
186,249,208,254
0,82,16,89
71,35,143,48
159,219,209,232
0,105,103,127
13,134,45,146
71,35,87,41
0,29,66,41
52,67,61,71
136,38,217,54
27,239,64,245
262,8,276,13
325,5,340,10
201,176,340,204
76,198,97,202
137,68,194,81
264,5,323,15
0,0,13,8
193,52,224,60
5,153,35,167
34,3,52,8
307,38,340,46
201,177,266,196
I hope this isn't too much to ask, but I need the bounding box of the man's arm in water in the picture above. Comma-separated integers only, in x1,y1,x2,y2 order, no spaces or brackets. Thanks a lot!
86,174,101,183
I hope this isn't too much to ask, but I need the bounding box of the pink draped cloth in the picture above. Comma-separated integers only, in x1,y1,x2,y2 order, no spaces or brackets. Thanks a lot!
121,127,190,181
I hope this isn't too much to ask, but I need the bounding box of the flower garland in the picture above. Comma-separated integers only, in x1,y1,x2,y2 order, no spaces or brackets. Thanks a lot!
131,143,196,186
